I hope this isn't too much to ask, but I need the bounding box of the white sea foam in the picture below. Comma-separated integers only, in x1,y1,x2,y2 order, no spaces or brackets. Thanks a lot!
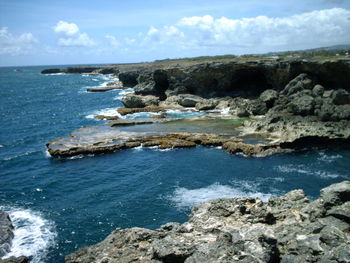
44,150,51,158
275,164,345,179
219,107,230,115
169,183,272,209
113,89,135,100
317,151,343,163
1,207,56,263
85,107,121,119
2,150,38,161
45,73,66,76
0,144,4,148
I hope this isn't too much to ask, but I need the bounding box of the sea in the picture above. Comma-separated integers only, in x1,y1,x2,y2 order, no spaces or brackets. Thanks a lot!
0,66,349,263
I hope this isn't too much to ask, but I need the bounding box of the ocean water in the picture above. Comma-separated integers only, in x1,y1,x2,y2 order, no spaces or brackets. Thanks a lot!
0,66,349,263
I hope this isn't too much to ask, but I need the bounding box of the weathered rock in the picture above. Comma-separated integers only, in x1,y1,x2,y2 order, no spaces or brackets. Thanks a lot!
289,94,315,116
281,73,314,96
121,94,159,108
65,181,350,263
177,94,204,107
312,84,325,97
332,89,350,105
0,211,14,258
0,256,29,263
118,71,140,87
259,89,279,108
195,99,218,111
116,106,167,116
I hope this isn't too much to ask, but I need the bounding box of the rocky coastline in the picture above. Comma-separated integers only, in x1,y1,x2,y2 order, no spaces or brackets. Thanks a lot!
65,181,350,263
43,58,350,158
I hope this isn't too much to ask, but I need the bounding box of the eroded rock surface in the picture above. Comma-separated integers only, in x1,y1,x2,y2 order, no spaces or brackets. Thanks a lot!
0,211,14,258
66,181,350,263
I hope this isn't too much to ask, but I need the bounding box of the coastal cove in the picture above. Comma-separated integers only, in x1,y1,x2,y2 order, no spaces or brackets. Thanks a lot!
0,64,350,263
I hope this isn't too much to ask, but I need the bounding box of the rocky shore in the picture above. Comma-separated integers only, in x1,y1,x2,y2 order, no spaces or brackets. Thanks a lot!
65,181,350,263
44,58,350,157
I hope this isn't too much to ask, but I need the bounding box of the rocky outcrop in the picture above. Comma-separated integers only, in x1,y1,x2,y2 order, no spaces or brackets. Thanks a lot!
121,94,160,108
65,181,350,263
0,211,14,258
0,257,28,263
242,73,350,144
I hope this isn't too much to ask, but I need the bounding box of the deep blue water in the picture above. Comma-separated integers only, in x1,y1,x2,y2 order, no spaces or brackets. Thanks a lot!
0,66,349,263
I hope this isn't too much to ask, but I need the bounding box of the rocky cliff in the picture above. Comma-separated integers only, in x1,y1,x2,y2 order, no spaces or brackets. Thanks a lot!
66,181,350,263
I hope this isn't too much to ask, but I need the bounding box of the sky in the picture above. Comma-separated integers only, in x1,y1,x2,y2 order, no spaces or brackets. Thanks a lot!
1,0,350,66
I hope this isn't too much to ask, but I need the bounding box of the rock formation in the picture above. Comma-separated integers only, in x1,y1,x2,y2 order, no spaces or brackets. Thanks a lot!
65,181,350,263
0,211,14,258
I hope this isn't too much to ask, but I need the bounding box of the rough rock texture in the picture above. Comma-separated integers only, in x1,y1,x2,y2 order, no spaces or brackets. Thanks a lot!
65,181,350,263
0,211,14,258
0,257,29,263
121,94,160,108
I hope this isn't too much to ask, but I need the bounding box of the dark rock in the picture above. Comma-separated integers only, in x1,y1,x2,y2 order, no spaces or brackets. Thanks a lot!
41,68,62,74
312,84,325,97
332,89,350,105
289,94,315,116
0,211,14,258
259,89,279,108
0,256,29,263
320,181,350,206
281,73,314,96
237,108,250,117
249,99,268,115
118,71,140,87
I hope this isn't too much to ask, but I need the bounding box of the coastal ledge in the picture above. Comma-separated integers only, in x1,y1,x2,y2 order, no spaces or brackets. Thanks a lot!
66,181,350,263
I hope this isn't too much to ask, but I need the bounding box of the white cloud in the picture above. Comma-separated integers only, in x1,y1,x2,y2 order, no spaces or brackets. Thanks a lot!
143,8,350,53
0,27,37,55
58,33,95,47
53,21,95,47
54,21,79,36
105,34,120,47
145,25,184,43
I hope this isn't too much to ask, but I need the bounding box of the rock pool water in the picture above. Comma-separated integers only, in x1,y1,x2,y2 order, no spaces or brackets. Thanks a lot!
0,66,349,263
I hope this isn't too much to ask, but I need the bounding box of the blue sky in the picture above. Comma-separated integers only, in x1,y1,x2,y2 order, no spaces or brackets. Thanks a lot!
1,0,350,66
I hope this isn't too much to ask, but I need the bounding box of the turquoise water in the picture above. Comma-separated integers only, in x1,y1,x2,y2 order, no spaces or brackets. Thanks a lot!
0,66,349,263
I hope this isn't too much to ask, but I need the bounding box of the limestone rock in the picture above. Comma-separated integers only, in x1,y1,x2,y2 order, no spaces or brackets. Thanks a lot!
65,181,350,263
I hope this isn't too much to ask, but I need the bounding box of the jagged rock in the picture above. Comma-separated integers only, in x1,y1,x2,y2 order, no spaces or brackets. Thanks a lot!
118,71,140,87
65,181,350,263
0,211,14,258
0,257,29,263
289,94,315,116
332,89,350,105
259,89,279,108
312,84,325,97
249,99,268,115
121,94,159,108
281,73,314,96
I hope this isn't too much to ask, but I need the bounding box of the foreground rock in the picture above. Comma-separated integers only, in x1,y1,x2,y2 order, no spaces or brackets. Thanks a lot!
0,211,14,258
66,181,350,263
0,212,28,263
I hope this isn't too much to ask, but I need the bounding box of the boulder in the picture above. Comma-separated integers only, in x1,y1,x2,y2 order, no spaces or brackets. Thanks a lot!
249,99,268,115
281,73,314,96
121,94,159,108
289,94,315,116
259,89,279,108
332,89,350,105
171,94,204,107
312,84,325,97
